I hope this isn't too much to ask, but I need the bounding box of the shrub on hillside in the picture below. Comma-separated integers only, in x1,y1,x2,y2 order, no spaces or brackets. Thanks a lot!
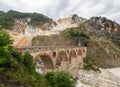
45,71,77,87
83,58,101,72
62,28,90,46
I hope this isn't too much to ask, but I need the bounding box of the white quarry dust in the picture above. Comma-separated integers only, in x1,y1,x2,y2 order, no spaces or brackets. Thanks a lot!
51,18,77,32
76,68,120,87
106,67,120,78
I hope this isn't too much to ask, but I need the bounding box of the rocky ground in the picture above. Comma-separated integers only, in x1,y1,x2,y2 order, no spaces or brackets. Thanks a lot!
76,68,120,87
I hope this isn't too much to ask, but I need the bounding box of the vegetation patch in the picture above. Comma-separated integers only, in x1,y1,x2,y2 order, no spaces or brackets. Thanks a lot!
62,28,90,46
0,10,52,29
45,71,77,87
83,57,101,72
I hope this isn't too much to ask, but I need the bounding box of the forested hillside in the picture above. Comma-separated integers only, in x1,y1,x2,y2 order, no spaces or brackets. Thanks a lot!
0,10,52,29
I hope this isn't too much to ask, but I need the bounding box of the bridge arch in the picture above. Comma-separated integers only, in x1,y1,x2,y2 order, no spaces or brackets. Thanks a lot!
83,48,85,53
70,49,77,58
52,51,57,58
34,53,54,74
56,50,68,70
69,49,77,65
77,49,82,56
67,50,70,54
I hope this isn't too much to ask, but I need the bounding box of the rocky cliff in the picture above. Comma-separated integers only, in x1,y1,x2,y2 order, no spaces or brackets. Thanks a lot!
89,17,120,46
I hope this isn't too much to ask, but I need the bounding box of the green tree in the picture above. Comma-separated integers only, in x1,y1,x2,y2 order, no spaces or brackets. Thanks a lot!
0,30,13,46
45,71,77,87
0,30,51,87
0,30,13,71
23,52,34,69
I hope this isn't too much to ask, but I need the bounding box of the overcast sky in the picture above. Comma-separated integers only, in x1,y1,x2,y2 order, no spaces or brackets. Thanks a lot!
0,0,120,23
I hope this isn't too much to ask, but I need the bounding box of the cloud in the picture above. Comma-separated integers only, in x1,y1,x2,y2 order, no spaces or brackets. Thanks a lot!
0,0,120,23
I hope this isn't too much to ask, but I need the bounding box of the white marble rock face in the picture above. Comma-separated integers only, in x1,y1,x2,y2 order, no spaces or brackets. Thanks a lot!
25,26,40,36
35,58,44,74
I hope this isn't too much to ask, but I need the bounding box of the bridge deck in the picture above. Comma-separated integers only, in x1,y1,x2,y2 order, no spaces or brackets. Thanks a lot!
14,46,85,52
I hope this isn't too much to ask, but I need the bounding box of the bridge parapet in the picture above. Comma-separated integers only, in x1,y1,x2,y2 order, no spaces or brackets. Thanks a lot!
14,46,83,51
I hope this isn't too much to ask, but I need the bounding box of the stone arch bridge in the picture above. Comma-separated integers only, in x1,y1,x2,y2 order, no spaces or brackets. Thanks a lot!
15,46,86,75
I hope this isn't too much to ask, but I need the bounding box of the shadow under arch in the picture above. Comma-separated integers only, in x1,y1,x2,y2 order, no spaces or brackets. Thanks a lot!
35,54,54,74
78,49,82,56
69,49,77,64
56,50,68,70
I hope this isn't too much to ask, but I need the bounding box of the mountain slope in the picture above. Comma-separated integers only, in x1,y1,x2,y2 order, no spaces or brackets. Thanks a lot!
87,37,120,68
0,10,52,29
70,17,120,68
66,17,120,68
